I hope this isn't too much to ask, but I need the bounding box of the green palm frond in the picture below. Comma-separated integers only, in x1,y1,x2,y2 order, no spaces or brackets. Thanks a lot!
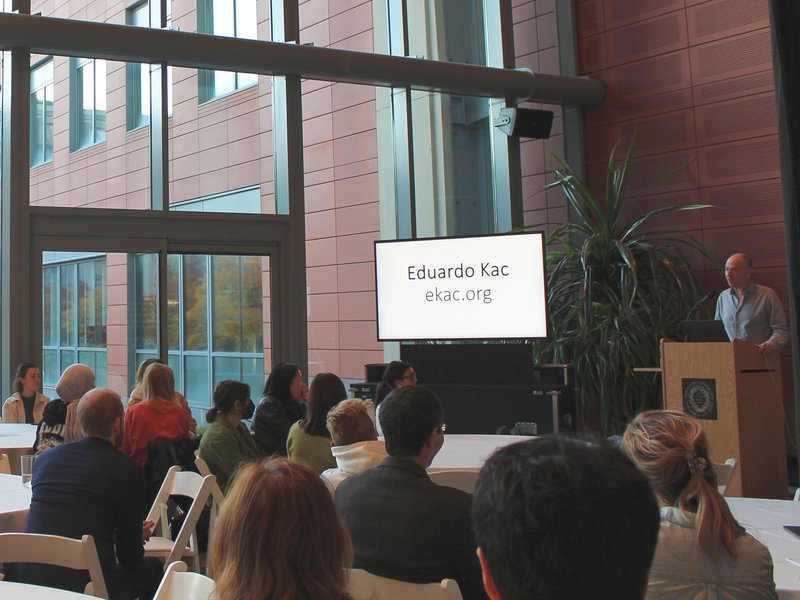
527,141,718,434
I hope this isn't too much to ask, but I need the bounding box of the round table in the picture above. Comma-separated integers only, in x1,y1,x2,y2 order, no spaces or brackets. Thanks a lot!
0,473,31,532
0,424,37,475
428,434,531,471
0,580,94,599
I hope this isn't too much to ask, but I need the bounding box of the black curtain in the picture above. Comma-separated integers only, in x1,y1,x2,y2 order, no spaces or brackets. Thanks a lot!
769,0,800,483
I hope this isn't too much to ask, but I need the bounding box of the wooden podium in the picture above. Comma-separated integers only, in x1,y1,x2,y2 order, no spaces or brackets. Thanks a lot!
661,339,787,499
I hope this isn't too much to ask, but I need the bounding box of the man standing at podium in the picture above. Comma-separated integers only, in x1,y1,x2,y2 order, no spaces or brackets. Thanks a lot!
715,253,788,354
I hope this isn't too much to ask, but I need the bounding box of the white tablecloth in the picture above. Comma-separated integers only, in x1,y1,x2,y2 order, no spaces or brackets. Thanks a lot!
0,473,31,533
0,424,37,475
727,497,800,599
0,581,94,599
428,434,531,471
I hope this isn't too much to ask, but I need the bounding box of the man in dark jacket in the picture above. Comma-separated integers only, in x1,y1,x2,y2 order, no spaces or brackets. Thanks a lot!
18,388,162,600
335,385,486,600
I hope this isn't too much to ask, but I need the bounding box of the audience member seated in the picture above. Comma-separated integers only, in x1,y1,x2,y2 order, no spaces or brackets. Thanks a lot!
287,372,346,474
321,398,386,493
472,436,660,600
34,363,95,453
252,362,308,455
623,410,778,599
128,357,197,437
335,386,486,600
17,388,162,600
211,458,352,600
3,361,50,424
198,380,261,492
123,363,189,466
374,361,416,437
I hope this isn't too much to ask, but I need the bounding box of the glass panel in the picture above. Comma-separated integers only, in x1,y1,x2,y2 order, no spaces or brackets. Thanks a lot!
31,56,151,209
211,255,241,352
42,266,57,346
43,350,58,387
95,351,108,386
242,355,264,399
167,254,180,350
60,263,76,346
169,67,274,214
185,355,209,405
213,356,239,386
30,59,54,167
168,353,182,394
135,253,158,351
60,349,76,370
78,260,106,347
183,255,208,351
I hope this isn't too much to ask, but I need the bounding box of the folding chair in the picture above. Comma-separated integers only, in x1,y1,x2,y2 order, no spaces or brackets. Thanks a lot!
144,466,215,572
0,532,109,598
193,456,225,577
713,458,737,496
153,560,215,600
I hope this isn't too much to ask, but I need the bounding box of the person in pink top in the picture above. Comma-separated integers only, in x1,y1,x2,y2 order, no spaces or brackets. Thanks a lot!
123,363,189,466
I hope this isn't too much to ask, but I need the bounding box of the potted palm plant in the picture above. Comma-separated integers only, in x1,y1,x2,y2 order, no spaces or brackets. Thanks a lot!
531,142,717,434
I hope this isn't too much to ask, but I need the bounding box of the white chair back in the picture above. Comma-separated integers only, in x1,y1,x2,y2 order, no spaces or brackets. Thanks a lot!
713,458,737,496
153,560,215,600
0,453,10,474
193,456,225,577
347,568,463,600
0,532,109,598
427,469,480,494
145,467,216,572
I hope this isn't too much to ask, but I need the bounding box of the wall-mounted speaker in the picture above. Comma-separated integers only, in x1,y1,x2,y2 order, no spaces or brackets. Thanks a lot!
494,107,554,139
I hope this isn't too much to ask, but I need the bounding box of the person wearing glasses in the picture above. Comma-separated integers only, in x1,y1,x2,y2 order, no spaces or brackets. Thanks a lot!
374,361,417,405
374,361,417,438
335,386,485,600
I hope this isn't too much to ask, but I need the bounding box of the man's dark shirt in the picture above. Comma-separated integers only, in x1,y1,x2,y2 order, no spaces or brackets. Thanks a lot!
18,437,147,594
335,456,487,600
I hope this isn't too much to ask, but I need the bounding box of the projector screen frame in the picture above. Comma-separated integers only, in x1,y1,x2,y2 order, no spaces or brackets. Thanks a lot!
373,231,549,342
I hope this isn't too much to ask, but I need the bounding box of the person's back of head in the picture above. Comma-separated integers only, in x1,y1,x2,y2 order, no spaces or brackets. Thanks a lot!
303,372,347,436
623,409,743,559
55,363,96,403
326,399,376,446
211,458,352,600
378,386,443,458
140,363,176,405
263,362,299,403
77,388,124,441
472,436,660,600
375,360,413,404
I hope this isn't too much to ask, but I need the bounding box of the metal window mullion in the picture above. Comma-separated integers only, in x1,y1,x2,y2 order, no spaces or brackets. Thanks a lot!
206,254,214,392
1,46,34,395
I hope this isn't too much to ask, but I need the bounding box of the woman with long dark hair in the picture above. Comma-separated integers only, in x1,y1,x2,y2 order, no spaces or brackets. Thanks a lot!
252,362,308,455
287,372,346,474
623,410,777,599
3,362,49,424
211,458,352,600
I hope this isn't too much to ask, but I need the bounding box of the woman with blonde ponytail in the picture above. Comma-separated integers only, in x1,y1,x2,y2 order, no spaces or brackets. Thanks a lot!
623,410,777,599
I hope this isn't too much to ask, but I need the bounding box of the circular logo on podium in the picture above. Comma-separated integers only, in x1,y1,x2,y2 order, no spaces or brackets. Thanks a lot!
682,378,717,420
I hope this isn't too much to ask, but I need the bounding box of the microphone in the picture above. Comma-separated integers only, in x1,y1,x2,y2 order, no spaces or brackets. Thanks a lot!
686,290,718,320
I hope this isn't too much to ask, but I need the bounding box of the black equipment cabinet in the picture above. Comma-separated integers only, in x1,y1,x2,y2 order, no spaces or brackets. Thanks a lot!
391,344,576,435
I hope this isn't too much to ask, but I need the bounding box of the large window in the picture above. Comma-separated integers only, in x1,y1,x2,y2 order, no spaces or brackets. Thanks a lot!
133,252,265,413
70,58,107,151
30,59,54,167
42,254,108,390
126,1,173,131
197,0,258,102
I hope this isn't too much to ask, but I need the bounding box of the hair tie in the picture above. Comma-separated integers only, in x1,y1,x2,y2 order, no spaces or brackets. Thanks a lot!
688,455,707,476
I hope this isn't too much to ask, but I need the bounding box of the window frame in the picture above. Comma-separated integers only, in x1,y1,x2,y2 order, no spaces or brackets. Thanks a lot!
30,58,54,168
69,57,107,152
